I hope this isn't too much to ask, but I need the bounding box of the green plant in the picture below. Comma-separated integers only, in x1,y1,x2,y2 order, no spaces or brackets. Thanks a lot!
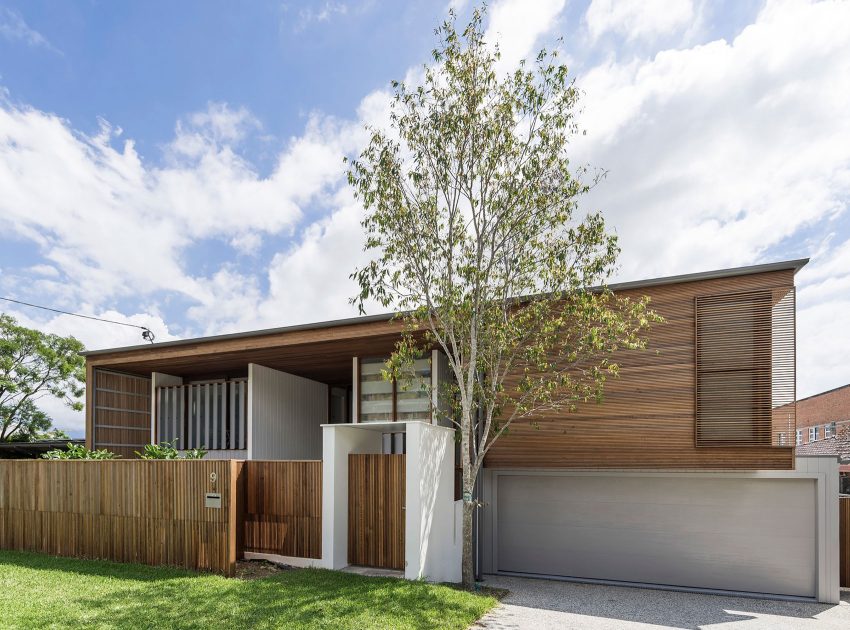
136,439,206,460
42,442,118,460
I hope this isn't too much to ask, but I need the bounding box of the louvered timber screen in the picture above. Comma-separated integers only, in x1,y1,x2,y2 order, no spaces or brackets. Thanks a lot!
695,287,795,447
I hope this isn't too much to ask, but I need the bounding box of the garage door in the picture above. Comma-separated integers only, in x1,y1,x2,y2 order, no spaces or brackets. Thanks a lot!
496,474,817,598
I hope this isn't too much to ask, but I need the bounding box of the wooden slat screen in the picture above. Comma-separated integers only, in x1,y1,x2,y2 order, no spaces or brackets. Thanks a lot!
242,461,322,559
93,370,152,459
695,288,795,447
348,454,405,570
0,460,239,576
841,496,850,589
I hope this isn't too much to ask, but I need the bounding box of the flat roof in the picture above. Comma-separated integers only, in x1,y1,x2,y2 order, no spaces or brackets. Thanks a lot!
81,257,808,357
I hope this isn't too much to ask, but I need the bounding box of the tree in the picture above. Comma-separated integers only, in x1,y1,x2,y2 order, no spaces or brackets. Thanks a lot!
0,314,86,441
347,7,659,587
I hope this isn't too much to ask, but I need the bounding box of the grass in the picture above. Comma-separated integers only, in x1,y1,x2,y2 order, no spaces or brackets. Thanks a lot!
0,551,496,629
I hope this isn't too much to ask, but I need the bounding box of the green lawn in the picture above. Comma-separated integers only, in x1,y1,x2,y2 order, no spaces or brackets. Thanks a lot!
0,551,496,629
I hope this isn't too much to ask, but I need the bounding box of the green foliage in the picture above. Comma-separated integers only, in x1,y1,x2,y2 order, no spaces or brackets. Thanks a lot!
136,439,207,459
347,6,661,586
42,443,119,460
0,314,86,441
0,550,496,629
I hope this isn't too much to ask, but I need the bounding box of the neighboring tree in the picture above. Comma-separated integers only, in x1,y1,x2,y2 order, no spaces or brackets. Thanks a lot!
348,8,659,587
136,439,207,460
42,443,118,460
0,314,85,441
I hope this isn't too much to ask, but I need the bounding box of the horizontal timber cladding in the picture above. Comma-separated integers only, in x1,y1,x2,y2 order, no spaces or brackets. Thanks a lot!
242,461,322,559
93,369,151,458
484,269,798,470
0,460,239,575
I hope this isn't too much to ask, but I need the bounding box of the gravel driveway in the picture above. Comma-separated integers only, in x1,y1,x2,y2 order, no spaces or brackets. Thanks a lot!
475,576,850,630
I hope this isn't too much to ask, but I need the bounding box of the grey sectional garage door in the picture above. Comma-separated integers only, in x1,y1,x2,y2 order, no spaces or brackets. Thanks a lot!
496,474,817,598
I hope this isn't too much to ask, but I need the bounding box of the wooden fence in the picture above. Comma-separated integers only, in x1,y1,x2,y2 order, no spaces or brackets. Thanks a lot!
841,496,850,588
242,461,322,559
0,460,241,576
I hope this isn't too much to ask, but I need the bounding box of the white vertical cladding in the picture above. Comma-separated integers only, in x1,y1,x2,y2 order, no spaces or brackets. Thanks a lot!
405,421,461,583
321,425,383,569
352,357,359,423
249,363,329,460
150,372,183,444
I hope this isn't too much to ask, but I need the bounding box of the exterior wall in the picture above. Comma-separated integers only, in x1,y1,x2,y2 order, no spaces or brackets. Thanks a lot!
321,422,459,583
321,425,383,570
249,363,328,460
480,456,840,603
405,422,461,582
795,385,850,445
485,269,797,470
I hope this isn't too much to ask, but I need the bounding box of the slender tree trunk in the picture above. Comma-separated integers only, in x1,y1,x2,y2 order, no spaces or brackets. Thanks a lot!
462,494,475,588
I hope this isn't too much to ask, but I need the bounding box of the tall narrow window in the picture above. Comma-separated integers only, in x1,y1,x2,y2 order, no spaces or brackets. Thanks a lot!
695,291,772,446
359,358,395,422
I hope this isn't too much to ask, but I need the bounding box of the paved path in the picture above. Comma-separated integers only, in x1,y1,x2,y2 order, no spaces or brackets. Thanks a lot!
475,576,850,630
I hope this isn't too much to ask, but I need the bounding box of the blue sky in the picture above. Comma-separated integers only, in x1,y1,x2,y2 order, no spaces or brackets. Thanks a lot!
1,0,849,434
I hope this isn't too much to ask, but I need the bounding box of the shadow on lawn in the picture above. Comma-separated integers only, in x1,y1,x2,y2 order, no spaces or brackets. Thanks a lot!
70,569,489,629
0,550,193,582
1,552,491,629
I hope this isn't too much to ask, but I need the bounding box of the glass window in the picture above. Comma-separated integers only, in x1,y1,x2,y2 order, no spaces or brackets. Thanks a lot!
396,357,431,422
359,358,395,422
808,426,818,442
825,422,836,438
795,429,802,446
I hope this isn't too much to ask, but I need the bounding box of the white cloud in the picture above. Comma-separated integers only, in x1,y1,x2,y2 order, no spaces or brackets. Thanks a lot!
0,7,59,53
486,0,566,73
291,1,349,32
570,0,850,396
585,0,694,43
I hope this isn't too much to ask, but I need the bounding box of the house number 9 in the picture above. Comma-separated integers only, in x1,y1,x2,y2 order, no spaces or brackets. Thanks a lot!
209,472,217,483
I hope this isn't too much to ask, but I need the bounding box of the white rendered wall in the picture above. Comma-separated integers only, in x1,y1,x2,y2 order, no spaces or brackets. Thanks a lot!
321,425,383,569
249,363,328,460
405,421,461,582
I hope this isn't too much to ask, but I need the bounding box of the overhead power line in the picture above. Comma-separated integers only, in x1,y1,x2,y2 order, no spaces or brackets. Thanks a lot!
0,296,155,343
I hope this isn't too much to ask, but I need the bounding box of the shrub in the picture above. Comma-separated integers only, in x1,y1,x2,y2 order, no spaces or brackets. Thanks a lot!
136,439,206,460
42,443,119,460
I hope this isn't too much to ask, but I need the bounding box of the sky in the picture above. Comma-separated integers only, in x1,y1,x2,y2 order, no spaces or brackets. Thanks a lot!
1,0,848,436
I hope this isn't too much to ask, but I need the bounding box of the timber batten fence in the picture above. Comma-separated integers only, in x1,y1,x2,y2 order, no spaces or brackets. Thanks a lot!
0,460,242,576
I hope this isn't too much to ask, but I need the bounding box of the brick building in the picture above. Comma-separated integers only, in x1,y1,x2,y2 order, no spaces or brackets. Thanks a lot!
794,383,850,493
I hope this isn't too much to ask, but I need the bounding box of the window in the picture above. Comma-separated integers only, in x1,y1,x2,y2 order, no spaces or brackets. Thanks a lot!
809,426,818,442
358,356,432,423
825,422,836,438
695,292,772,446
796,430,802,446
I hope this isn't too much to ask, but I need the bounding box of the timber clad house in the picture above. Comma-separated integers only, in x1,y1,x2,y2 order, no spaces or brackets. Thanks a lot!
81,258,842,603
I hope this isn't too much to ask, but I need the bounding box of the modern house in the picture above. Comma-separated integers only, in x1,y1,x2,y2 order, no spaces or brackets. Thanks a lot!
81,258,842,603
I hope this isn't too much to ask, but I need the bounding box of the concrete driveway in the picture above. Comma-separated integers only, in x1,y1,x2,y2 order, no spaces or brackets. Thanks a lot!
475,576,850,630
